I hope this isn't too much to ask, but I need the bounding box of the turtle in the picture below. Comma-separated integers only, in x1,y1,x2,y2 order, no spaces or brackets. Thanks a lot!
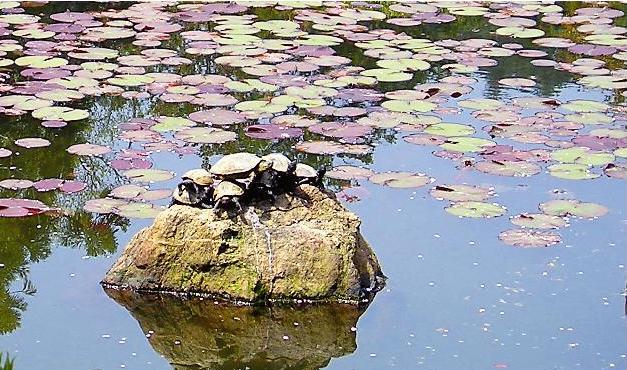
181,168,214,207
213,180,245,212
211,152,275,199
210,152,269,181
261,153,304,193
294,163,326,188
170,179,204,207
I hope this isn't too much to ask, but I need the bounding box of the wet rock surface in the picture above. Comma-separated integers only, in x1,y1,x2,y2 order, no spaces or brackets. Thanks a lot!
102,185,385,303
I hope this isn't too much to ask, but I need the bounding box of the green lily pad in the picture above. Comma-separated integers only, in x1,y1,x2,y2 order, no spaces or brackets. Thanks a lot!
430,184,494,202
539,199,608,218
381,100,437,113
15,56,68,68
174,127,237,144
563,112,613,125
152,117,196,132
445,201,506,218
424,123,475,137
107,74,155,87
498,229,561,248
124,169,174,183
548,163,600,180
496,27,545,38
561,100,609,113
234,100,288,113
32,106,89,121
511,213,567,229
551,147,615,166
376,58,430,71
360,68,413,82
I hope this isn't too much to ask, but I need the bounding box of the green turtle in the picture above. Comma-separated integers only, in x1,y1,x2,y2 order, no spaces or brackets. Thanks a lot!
213,180,245,212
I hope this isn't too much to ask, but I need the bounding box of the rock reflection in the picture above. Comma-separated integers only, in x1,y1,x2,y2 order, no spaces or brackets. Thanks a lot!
105,288,370,370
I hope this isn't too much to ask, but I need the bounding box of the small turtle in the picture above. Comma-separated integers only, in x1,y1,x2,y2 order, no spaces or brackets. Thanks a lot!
213,180,245,212
262,153,298,193
181,168,214,207
170,179,204,207
295,163,326,188
210,152,268,181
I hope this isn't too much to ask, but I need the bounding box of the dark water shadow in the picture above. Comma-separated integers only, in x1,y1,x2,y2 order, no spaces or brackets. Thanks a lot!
105,288,370,370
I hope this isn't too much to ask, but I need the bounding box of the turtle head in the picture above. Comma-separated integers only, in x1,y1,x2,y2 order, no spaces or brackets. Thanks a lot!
287,160,297,174
257,159,272,173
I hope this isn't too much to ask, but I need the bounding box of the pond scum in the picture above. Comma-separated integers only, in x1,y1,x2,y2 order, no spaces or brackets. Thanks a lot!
0,1,624,369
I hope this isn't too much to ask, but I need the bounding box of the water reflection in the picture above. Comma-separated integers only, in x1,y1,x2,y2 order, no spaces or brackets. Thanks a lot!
105,288,367,370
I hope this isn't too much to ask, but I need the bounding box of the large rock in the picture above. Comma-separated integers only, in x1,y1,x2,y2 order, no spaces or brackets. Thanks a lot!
105,289,366,370
102,185,385,303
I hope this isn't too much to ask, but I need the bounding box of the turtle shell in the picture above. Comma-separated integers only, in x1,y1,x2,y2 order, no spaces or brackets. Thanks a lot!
295,163,317,178
213,180,244,200
262,153,291,173
182,168,213,186
211,152,261,177
172,180,199,205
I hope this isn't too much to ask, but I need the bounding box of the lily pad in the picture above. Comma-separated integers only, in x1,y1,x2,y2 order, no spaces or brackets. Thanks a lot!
369,172,431,188
445,201,506,218
67,143,111,156
511,213,567,229
326,166,375,180
498,229,561,248
174,127,237,144
32,106,89,121
430,184,494,202
15,138,50,149
548,163,600,180
539,199,608,218
123,169,174,183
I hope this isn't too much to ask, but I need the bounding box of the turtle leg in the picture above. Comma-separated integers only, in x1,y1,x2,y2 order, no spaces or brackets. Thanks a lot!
232,197,243,214
315,167,327,188
213,198,226,212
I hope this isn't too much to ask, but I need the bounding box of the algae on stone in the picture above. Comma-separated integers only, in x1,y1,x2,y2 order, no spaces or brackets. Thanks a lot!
102,185,385,303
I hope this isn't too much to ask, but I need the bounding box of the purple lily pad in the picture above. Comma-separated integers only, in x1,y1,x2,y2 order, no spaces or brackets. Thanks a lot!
33,178,64,192
15,137,51,148
60,180,86,193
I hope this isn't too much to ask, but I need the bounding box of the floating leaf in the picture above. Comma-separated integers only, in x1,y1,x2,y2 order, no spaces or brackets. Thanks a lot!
548,163,599,180
114,202,162,218
511,213,567,229
430,184,494,202
539,199,608,218
123,169,173,183
32,106,89,121
499,229,561,247
326,166,375,180
370,172,431,188
475,160,541,177
174,127,237,144
15,138,50,148
445,201,506,218
67,143,111,156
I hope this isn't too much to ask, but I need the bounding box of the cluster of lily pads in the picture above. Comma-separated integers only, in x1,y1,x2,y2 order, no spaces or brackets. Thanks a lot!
0,1,624,247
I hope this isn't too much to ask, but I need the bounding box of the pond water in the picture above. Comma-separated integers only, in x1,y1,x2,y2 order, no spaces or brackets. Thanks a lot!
0,1,625,370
